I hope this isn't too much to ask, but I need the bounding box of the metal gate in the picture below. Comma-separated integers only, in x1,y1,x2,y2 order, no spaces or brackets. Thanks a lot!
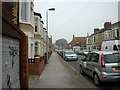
2,36,20,88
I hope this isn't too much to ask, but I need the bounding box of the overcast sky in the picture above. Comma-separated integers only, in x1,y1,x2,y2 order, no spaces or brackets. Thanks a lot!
34,0,119,43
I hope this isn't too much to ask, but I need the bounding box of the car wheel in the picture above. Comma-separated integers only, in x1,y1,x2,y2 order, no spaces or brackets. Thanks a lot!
79,66,84,75
94,73,101,87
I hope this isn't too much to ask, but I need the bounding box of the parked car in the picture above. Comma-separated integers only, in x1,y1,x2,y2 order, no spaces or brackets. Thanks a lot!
79,50,83,55
63,50,78,61
79,51,120,86
57,49,63,56
61,49,68,57
81,49,90,56
101,39,120,51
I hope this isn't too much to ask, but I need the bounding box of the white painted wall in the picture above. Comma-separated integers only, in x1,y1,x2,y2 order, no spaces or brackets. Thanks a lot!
19,0,35,28
19,0,35,58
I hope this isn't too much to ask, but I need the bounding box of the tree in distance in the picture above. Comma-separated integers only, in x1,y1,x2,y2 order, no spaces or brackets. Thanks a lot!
55,38,68,49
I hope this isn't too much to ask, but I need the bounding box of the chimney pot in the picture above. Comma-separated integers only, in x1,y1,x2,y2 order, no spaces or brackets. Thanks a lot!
104,22,111,28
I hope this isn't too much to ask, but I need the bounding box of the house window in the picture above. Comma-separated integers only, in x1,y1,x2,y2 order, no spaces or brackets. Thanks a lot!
117,29,119,38
108,32,111,39
113,30,115,39
21,1,27,20
93,36,95,43
35,25,37,32
76,42,79,44
98,35,100,41
35,47,38,55
35,42,38,55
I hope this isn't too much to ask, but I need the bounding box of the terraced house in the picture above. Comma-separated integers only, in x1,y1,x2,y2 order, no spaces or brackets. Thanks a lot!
40,21,45,56
2,1,28,88
104,21,120,40
19,0,35,59
1,0,53,89
87,21,120,50
34,12,42,57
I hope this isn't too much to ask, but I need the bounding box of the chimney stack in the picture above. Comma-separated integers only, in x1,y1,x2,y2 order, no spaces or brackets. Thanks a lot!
87,33,89,37
94,28,99,33
104,22,111,28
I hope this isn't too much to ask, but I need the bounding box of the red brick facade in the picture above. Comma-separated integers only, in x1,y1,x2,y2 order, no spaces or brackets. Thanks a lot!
28,56,45,75
68,35,87,49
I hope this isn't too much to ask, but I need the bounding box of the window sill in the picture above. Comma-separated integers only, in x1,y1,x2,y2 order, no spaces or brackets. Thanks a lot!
19,20,35,28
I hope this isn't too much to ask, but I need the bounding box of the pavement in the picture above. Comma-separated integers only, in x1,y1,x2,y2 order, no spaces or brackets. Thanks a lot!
29,52,96,88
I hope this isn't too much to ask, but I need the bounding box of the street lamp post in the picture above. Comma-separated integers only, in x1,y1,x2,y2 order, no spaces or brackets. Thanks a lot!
46,8,55,64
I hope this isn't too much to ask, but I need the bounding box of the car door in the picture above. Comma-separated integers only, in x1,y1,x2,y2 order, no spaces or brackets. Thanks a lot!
82,54,91,74
84,53,93,76
87,53,99,77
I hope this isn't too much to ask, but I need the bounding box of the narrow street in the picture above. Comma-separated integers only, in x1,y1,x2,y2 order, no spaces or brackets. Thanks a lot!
29,52,96,88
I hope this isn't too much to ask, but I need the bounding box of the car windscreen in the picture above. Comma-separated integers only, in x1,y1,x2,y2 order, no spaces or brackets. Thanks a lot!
65,51,75,54
104,54,120,63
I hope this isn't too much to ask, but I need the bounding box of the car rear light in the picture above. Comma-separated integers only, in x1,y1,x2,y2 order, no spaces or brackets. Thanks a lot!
101,54,105,68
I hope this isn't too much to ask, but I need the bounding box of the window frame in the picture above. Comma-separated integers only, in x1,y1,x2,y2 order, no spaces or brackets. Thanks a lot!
90,53,99,62
84,54,91,61
20,1,27,21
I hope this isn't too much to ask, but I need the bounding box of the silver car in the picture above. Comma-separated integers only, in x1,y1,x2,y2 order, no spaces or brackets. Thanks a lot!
81,49,90,56
63,50,78,61
79,51,120,86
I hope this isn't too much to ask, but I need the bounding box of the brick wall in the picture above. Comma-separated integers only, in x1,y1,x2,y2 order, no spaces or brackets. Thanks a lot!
2,2,13,22
2,2,18,25
20,36,29,88
28,56,45,75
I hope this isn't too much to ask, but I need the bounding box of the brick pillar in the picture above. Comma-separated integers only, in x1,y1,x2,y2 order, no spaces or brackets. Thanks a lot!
20,36,28,89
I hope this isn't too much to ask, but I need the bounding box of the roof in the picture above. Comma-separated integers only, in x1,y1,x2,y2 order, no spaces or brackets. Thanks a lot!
73,37,86,42
106,21,120,30
90,29,105,36
90,21,120,36
69,37,86,44
41,21,44,24
34,12,42,18
43,28,46,30
69,37,87,46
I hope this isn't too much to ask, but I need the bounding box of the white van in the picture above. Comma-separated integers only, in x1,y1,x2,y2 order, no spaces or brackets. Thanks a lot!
73,46,80,54
101,40,120,51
